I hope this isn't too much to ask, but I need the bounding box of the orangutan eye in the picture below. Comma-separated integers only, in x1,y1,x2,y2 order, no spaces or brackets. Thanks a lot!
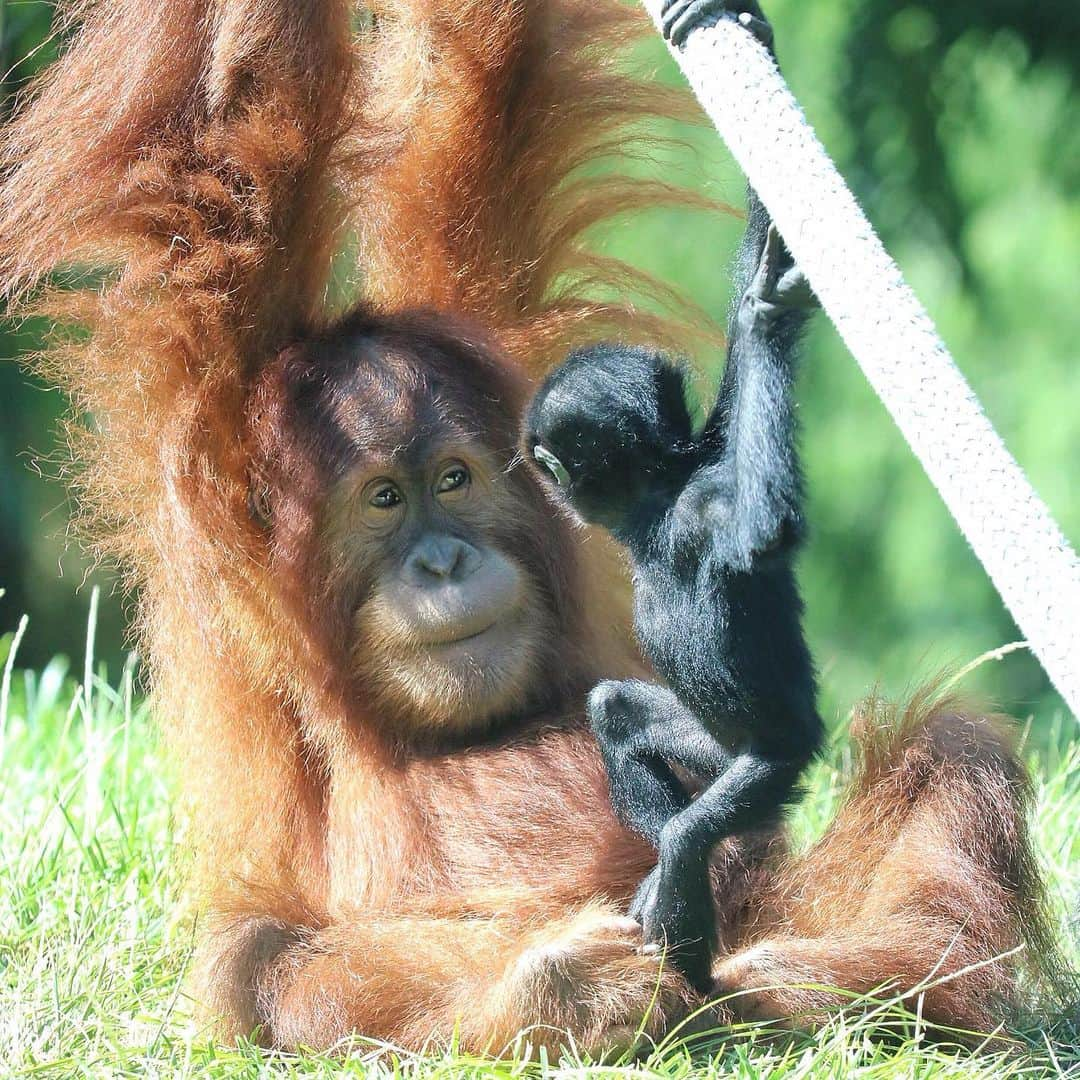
436,465,470,494
369,482,403,509
533,444,570,488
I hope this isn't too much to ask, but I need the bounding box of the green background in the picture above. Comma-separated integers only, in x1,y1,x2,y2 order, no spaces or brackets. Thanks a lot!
1,0,1078,730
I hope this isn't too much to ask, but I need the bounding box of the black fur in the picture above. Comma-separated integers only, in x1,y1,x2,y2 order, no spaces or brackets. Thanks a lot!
522,0,822,995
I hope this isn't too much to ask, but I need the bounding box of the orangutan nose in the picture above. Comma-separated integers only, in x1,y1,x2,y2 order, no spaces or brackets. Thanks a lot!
408,534,482,583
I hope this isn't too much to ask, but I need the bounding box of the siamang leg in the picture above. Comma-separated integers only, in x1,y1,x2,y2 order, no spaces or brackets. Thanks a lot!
631,752,803,989
588,679,733,846
660,0,773,50
589,680,736,991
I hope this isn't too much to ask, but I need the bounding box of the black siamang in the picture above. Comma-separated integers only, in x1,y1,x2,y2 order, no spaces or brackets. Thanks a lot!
524,0,823,992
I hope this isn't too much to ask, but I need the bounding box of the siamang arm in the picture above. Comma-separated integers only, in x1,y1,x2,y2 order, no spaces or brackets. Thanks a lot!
657,2,815,568
677,221,816,569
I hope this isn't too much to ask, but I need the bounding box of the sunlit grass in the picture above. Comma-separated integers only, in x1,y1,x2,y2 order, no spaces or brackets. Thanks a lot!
1,592,1077,1078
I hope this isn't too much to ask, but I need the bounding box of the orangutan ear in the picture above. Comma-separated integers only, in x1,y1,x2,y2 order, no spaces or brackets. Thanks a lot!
248,476,273,530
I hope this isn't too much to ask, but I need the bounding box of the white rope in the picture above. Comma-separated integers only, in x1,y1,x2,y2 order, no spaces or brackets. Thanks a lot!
640,5,1080,719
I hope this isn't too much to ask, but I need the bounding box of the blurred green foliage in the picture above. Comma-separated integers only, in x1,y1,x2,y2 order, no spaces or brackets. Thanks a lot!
0,0,131,670
0,1,1077,725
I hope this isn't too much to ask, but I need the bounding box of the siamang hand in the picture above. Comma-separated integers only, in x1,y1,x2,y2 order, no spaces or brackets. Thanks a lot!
659,0,773,50
738,223,817,338
629,860,715,992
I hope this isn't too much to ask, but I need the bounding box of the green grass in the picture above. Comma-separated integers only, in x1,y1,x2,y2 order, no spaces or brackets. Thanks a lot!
1,595,1078,1078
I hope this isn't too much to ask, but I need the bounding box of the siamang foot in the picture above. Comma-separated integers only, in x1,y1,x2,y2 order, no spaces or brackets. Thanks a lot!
628,863,715,992
740,224,817,335
660,0,773,50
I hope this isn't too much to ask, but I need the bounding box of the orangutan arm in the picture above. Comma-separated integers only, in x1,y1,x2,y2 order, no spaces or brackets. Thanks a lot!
360,0,706,366
198,896,693,1054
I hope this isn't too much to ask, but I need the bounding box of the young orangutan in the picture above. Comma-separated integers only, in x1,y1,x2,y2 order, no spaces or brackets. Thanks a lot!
0,0,1055,1053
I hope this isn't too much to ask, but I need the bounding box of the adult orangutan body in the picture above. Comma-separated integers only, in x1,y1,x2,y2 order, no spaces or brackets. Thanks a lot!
0,0,1052,1053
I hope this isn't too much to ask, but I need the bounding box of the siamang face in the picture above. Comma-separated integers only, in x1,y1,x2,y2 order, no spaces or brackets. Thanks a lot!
524,344,693,532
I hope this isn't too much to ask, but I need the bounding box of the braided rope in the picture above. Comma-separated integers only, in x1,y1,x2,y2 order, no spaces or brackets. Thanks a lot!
642,6,1080,717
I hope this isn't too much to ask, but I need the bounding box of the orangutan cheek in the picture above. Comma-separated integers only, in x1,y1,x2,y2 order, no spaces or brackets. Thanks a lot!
351,574,550,731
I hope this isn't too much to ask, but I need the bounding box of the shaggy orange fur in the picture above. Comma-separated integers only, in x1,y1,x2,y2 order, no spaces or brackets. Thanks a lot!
0,0,1055,1053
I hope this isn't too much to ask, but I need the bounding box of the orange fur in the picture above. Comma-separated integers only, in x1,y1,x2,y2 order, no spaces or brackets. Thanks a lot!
0,0,1055,1054
716,691,1057,1036
358,0,724,366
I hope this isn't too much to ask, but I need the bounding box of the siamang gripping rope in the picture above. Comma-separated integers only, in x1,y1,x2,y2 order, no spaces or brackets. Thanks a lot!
525,1,823,992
